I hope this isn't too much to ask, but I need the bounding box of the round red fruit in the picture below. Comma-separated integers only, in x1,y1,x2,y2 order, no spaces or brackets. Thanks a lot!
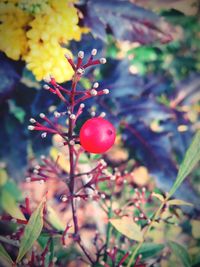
80,117,116,154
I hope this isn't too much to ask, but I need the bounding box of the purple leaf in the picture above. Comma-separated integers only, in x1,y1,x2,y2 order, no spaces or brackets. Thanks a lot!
83,0,175,44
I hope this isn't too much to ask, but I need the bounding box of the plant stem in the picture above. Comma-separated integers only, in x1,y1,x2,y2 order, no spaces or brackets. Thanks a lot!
127,200,167,267
103,183,115,262
68,76,79,235
67,73,94,264
104,205,113,262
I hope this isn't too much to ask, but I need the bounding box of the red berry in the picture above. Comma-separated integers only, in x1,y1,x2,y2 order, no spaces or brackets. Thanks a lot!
80,117,116,154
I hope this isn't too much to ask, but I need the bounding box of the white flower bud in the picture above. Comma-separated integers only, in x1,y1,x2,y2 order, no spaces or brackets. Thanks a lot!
103,89,109,94
43,84,50,90
52,257,57,263
33,169,39,174
78,51,84,58
61,195,68,202
29,118,36,123
135,202,140,207
77,68,85,75
69,140,75,146
93,82,99,88
70,114,76,120
41,132,47,138
39,113,45,118
26,177,31,182
35,165,40,170
90,89,97,96
100,112,106,118
147,219,151,224
28,125,35,130
80,103,85,108
99,159,107,166
91,49,97,56
100,58,106,64
54,111,61,118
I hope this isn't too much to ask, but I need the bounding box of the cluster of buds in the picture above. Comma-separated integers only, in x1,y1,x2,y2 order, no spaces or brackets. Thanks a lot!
100,248,145,267
27,49,110,148
102,247,130,267
25,154,67,184
26,156,111,202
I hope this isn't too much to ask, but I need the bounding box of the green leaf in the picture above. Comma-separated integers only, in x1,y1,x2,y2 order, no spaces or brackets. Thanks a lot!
49,238,54,261
37,234,49,250
169,130,200,197
109,217,143,242
168,241,191,267
167,199,193,206
8,100,26,124
1,189,26,220
137,243,165,260
0,169,8,186
79,77,91,90
3,180,23,201
0,244,14,266
46,205,65,231
152,192,165,202
16,197,46,263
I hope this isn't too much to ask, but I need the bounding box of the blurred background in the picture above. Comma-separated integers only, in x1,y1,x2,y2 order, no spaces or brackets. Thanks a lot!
0,0,200,266
1,0,199,196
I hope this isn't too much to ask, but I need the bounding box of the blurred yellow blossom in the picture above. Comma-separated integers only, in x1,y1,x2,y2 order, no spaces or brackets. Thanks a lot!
0,1,31,60
0,0,89,83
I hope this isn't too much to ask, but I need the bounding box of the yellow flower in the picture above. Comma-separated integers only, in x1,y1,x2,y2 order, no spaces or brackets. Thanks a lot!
0,1,31,60
25,42,74,83
0,0,90,82
24,0,84,82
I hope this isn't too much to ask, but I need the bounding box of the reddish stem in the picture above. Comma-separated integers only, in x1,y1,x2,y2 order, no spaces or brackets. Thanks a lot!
67,72,94,264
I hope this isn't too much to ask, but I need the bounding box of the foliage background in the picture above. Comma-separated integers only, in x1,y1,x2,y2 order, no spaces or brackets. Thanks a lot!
0,0,200,266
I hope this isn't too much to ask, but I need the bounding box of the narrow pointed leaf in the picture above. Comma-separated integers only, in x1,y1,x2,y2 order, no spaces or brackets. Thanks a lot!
152,192,164,202
167,199,193,206
0,244,14,265
168,241,191,267
137,243,165,260
1,189,26,220
169,130,200,197
110,217,143,242
16,197,46,263
46,205,65,231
